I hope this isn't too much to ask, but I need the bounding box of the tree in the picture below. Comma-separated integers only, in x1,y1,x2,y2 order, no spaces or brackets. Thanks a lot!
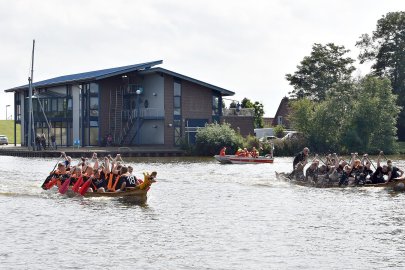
240,98,264,128
286,43,356,101
195,122,244,155
356,11,405,139
289,76,399,153
241,98,254,108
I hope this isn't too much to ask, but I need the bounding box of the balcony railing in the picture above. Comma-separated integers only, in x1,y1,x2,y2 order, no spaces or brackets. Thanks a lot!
122,108,165,120
222,108,255,117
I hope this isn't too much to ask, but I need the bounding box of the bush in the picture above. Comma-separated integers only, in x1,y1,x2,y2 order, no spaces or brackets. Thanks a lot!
195,122,244,156
272,137,308,156
273,125,285,138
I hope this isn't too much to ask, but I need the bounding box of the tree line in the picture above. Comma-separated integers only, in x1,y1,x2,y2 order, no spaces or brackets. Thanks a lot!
285,11,405,154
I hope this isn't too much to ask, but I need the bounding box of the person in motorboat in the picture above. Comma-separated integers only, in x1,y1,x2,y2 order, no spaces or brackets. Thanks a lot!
219,147,227,156
251,147,259,158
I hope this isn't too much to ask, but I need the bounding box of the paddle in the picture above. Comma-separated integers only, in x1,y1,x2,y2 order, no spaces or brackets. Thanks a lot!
45,178,58,190
79,177,93,196
366,156,377,170
41,154,63,189
72,176,84,193
58,177,71,194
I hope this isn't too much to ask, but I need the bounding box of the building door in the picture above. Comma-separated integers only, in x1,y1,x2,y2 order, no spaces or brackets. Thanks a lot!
185,119,208,144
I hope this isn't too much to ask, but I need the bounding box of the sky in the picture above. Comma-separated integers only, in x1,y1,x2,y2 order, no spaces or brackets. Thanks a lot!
0,0,404,120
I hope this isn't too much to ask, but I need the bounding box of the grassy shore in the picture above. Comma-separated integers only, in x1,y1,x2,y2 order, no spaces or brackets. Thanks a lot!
0,120,21,144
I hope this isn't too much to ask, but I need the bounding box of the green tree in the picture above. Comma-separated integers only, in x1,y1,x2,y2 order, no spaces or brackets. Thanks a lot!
289,76,399,153
286,43,356,101
195,122,244,155
241,98,254,108
240,98,265,128
356,11,405,139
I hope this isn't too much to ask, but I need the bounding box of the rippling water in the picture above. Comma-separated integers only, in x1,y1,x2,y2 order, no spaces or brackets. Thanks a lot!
1,155,405,269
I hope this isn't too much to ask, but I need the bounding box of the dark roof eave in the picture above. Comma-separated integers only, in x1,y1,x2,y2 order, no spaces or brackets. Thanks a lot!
4,60,163,93
139,67,235,96
94,60,162,80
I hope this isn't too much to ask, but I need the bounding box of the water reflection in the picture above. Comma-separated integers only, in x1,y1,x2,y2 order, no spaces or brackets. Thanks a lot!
1,155,405,269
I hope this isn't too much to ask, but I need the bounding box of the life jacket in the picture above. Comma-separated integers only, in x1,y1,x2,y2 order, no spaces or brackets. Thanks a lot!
111,175,122,191
220,148,226,156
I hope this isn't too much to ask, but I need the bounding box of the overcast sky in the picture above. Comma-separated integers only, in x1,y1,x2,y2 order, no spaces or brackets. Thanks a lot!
1,0,404,120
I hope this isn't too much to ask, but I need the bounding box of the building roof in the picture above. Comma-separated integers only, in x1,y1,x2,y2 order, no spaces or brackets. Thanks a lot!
139,67,234,96
4,60,235,96
4,60,162,92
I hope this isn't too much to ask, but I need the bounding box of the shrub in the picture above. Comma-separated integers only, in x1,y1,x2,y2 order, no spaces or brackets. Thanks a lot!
195,122,244,156
273,125,285,138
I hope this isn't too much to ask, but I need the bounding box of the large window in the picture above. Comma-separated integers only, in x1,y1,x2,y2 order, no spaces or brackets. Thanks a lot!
174,82,181,116
173,81,182,146
82,83,99,146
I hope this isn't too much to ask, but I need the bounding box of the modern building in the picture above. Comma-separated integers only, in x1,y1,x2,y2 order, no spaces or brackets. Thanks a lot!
4,60,236,147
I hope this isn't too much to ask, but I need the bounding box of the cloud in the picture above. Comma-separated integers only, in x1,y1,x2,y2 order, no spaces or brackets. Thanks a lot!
0,0,404,120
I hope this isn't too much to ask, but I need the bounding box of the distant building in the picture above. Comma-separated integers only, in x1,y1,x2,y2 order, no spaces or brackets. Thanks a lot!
221,108,255,137
272,97,291,129
4,60,238,147
263,117,274,127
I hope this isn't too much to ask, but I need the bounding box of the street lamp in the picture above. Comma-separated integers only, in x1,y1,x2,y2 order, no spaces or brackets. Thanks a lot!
5,105,10,120
135,89,141,144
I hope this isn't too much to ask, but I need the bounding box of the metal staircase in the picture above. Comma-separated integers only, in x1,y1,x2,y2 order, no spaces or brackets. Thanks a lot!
109,87,123,144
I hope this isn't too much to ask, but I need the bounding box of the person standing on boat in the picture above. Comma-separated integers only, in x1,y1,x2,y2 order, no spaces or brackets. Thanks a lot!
220,147,227,156
293,147,310,170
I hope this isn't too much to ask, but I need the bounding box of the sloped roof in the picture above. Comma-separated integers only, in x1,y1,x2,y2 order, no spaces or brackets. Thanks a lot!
4,60,162,92
139,67,234,96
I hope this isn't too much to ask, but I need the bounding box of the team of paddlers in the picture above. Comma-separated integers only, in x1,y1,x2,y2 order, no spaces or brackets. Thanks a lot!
219,146,263,158
289,147,404,186
41,152,156,195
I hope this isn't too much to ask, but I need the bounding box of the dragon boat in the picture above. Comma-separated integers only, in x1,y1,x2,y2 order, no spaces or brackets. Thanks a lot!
275,171,405,190
44,172,157,204
214,154,274,164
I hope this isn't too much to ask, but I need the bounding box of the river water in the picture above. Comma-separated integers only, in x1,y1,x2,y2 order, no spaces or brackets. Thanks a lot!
1,155,405,269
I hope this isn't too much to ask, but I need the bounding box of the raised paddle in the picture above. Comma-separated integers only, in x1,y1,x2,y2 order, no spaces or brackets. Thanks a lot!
366,156,377,170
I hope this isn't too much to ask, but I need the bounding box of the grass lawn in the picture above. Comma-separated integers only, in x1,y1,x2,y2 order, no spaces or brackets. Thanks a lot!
0,120,21,144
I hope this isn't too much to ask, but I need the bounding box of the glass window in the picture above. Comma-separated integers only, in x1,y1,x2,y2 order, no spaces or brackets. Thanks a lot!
174,96,181,108
67,98,72,110
174,127,181,146
90,121,98,127
174,108,181,116
58,98,65,112
90,83,99,94
52,99,57,111
90,128,98,145
174,82,181,96
90,97,98,116
90,97,98,110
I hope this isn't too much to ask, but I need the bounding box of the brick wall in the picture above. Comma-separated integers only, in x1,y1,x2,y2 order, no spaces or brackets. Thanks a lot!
221,116,255,137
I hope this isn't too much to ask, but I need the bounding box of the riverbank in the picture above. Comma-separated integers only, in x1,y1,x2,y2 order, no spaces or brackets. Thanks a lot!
0,145,185,158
